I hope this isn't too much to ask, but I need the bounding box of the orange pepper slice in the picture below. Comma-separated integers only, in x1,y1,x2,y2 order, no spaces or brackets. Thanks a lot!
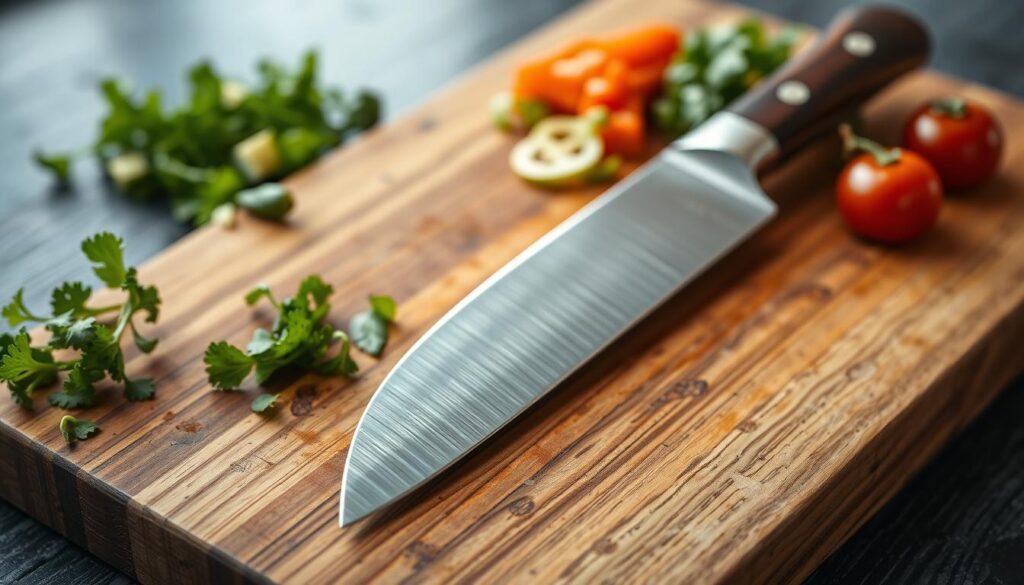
577,58,631,113
599,25,681,68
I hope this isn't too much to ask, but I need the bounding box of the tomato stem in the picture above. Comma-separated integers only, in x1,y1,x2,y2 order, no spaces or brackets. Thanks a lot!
839,124,901,166
929,96,967,118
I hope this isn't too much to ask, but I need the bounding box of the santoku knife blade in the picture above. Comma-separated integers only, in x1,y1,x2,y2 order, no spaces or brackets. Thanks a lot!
341,5,928,526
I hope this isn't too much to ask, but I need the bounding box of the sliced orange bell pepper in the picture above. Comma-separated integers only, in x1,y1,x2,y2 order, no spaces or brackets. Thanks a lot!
514,40,605,112
577,58,630,113
599,25,681,68
601,96,646,157
626,56,671,96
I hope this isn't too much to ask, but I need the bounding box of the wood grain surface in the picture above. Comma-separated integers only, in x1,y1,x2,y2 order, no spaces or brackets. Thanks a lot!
1,0,1023,583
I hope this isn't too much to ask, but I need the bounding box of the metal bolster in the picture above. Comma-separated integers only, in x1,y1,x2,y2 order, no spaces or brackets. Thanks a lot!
671,112,780,171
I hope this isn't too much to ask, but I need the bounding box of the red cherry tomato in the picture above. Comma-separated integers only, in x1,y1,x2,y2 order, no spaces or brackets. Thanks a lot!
903,97,1003,190
836,127,943,244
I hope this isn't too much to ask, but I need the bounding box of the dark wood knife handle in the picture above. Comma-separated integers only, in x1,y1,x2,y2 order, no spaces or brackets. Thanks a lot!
727,5,930,167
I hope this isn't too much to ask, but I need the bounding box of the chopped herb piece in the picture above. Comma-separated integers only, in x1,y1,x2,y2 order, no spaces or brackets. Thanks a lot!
350,294,397,357
653,19,799,139
35,51,381,226
203,275,361,398
251,392,280,414
0,232,162,409
59,415,99,444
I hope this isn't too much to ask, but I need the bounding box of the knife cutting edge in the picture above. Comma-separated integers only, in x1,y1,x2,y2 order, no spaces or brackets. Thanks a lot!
341,5,929,526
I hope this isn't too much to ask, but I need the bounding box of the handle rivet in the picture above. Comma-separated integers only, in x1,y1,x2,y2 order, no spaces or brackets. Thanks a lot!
843,32,876,57
776,80,810,106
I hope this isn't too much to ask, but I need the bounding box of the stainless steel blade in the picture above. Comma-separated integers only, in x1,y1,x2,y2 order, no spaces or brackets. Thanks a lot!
341,113,778,526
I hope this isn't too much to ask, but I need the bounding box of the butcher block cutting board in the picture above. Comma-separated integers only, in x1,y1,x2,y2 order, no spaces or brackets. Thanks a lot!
2,0,1023,582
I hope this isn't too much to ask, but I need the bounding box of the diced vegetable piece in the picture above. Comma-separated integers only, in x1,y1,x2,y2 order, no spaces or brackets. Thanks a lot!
490,93,551,132
577,59,630,113
233,129,282,183
601,99,646,157
105,152,149,191
626,58,671,96
510,116,604,187
235,183,293,220
210,202,237,228
586,155,623,183
219,79,248,109
599,25,681,68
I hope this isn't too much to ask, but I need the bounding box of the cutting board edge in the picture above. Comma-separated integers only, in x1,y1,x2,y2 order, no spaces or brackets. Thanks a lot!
723,300,1024,584
0,416,272,584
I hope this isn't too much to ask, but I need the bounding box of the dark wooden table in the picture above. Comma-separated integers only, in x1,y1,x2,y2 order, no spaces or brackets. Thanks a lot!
1,0,1021,582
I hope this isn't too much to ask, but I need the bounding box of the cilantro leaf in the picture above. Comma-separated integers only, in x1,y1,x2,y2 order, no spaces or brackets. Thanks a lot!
245,284,278,308
251,392,280,414
653,18,798,139
49,364,100,409
3,233,162,411
368,294,397,322
315,331,358,376
204,342,254,390
124,378,156,401
51,282,93,317
0,332,57,410
3,289,46,327
350,311,388,357
204,275,367,406
38,51,380,227
59,415,100,444
81,232,127,287
131,323,158,354
34,151,72,184
350,295,396,357
59,317,98,350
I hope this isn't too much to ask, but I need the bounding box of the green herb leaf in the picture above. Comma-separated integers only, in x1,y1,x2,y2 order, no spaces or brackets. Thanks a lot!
0,332,57,410
204,341,255,390
251,392,280,414
49,364,99,409
204,275,367,405
350,311,388,357
653,18,798,139
2,233,161,410
34,151,72,184
38,51,380,227
50,282,93,317
124,378,156,401
245,284,278,308
3,289,46,327
315,330,359,376
131,323,159,354
81,232,127,287
59,415,100,443
368,294,397,322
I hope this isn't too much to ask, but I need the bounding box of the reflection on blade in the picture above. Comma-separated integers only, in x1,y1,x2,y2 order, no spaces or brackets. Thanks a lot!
341,150,776,526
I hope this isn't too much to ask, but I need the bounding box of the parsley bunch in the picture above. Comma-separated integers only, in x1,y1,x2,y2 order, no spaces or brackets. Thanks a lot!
652,18,799,139
0,233,161,410
36,50,381,226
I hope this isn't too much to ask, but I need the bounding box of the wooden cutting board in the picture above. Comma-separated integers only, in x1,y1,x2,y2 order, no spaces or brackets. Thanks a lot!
2,0,1022,582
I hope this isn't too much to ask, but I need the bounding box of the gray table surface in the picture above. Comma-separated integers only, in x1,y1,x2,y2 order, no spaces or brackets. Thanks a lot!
1,0,1022,582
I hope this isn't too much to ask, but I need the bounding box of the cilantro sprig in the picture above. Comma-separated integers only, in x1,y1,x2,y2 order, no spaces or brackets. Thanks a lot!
204,278,397,414
0,233,161,410
35,51,381,226
653,18,800,139
204,276,360,393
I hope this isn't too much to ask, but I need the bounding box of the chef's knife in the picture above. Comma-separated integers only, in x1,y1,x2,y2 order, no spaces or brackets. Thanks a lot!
341,6,929,526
